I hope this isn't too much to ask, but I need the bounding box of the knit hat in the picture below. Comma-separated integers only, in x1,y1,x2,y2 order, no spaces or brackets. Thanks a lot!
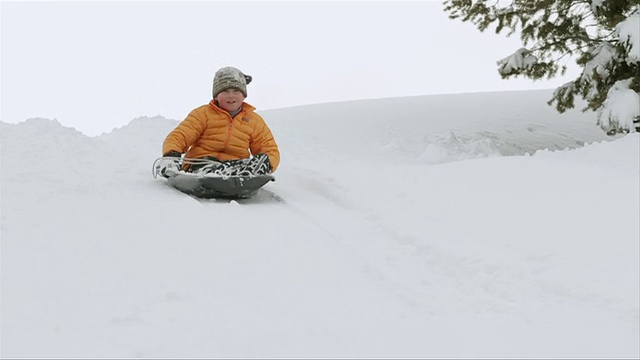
212,66,252,98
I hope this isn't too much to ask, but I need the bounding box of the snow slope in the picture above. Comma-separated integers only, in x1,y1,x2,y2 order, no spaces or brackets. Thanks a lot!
1,89,638,358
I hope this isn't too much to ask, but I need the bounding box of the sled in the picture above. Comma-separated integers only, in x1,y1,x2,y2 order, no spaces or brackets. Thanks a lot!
166,172,275,199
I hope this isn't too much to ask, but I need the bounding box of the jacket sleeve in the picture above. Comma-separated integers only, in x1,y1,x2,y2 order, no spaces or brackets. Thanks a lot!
162,108,207,156
250,118,280,172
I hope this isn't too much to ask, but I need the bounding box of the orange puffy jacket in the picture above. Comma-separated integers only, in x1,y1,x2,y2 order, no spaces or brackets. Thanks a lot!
163,100,280,171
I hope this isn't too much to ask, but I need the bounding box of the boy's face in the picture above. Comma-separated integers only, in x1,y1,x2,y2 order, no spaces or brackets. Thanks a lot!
215,88,246,112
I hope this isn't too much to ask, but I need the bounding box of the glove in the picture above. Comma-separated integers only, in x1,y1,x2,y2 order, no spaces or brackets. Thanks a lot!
163,150,182,158
156,151,182,178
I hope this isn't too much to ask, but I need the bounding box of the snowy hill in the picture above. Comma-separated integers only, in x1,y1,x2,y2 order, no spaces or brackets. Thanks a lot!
1,90,638,358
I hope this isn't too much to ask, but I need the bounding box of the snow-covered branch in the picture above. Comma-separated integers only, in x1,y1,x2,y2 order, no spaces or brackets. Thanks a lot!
497,48,538,75
597,78,640,134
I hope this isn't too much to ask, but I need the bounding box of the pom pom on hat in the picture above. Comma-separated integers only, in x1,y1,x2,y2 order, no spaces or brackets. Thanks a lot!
212,66,252,98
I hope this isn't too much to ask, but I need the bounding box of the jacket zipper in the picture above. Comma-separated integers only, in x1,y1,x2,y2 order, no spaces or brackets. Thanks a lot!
222,115,234,152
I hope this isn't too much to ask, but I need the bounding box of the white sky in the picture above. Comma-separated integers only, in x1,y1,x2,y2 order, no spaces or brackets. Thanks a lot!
1,1,582,136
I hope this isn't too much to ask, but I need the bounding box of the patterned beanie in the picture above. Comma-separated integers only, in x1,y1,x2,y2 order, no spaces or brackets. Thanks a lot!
212,66,252,98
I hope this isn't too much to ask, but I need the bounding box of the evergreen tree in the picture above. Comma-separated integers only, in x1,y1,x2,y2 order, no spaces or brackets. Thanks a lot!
444,0,640,135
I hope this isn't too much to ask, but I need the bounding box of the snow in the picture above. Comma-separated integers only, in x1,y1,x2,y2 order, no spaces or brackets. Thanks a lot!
578,38,639,132
582,43,616,84
1,89,638,358
498,48,537,76
617,13,640,63
597,78,640,133
591,0,606,13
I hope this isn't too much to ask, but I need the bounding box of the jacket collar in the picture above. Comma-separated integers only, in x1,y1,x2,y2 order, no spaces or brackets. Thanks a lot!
209,100,256,113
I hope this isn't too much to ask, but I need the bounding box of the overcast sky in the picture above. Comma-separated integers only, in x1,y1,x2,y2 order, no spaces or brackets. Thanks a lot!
1,1,582,136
